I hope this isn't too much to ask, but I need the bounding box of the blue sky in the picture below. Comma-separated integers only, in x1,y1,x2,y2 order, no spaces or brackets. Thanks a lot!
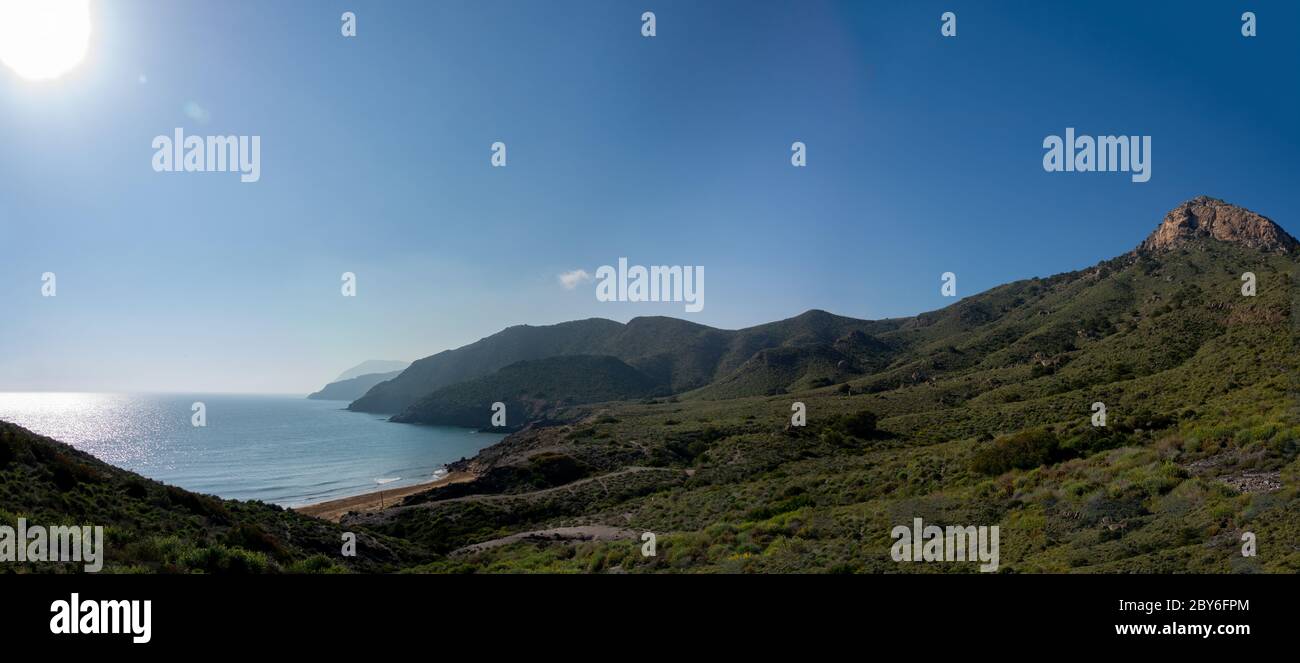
1,0,1296,393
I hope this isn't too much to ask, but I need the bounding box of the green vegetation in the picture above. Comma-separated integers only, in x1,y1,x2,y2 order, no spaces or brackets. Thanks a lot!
970,429,1065,475
0,422,425,573
359,233,1299,574
351,311,899,415
391,355,663,428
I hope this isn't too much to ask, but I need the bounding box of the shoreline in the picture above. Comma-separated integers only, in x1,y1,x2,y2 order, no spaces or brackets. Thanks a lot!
293,471,475,522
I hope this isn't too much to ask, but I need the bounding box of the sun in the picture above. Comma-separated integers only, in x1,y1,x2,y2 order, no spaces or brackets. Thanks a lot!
0,0,92,81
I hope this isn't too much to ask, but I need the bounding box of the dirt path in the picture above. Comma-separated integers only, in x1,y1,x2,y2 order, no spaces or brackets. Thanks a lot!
294,471,476,522
452,525,640,555
398,466,675,508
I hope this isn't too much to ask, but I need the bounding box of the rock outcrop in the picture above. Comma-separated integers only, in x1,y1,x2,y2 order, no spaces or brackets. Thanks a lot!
1137,196,1297,254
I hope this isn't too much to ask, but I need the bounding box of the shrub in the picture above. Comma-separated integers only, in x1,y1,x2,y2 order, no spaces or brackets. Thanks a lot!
523,452,590,487
567,427,596,440
1061,427,1132,458
288,554,344,574
223,523,288,561
129,535,190,564
840,410,878,439
165,486,231,523
819,429,849,447
124,480,149,500
970,429,1061,475
182,545,271,574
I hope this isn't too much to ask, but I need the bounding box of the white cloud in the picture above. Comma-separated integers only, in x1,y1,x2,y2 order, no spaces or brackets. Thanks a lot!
558,269,592,290
183,101,210,124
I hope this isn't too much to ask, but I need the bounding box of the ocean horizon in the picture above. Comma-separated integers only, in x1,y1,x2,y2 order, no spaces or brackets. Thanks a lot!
0,392,503,507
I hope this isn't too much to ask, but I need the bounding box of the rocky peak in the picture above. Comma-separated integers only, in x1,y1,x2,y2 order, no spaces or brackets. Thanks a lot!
1137,196,1296,254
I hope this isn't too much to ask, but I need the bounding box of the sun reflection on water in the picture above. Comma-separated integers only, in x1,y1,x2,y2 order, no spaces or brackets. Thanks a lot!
0,392,503,505
0,392,167,468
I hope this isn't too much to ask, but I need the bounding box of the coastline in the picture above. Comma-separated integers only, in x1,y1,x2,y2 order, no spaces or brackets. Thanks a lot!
294,471,475,522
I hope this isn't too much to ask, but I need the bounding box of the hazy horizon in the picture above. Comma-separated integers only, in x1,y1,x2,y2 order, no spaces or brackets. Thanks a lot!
3,0,1297,393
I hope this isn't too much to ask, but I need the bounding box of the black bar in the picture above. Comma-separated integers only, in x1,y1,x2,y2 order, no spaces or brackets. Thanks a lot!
3,573,1289,652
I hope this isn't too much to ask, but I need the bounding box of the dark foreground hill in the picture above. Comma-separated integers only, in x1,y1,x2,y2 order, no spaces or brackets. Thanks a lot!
0,421,426,573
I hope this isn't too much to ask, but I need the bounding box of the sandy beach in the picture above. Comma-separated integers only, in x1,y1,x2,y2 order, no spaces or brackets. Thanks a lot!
294,471,476,522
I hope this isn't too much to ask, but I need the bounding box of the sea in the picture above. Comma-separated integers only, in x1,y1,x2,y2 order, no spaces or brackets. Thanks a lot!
0,393,503,507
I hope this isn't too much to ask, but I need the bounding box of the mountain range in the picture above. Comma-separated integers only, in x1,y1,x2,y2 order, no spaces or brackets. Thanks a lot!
7,196,1297,573
307,360,410,401
351,312,900,424
341,196,1297,433
343,196,1298,572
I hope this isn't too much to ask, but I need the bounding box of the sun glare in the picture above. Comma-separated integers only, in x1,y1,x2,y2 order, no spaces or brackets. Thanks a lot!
0,0,92,81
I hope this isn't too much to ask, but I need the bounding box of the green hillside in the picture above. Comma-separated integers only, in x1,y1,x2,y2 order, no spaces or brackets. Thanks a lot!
390,355,664,429
349,318,627,413
348,311,897,415
349,197,1299,573
0,421,424,573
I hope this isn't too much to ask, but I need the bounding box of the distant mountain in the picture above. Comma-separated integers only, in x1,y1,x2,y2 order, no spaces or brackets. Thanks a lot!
349,312,899,414
335,360,409,382
307,370,405,401
390,355,663,428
